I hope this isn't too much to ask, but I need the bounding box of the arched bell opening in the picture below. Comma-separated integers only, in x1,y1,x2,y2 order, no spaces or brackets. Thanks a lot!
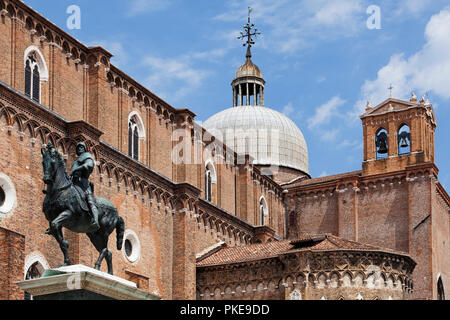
375,128,388,160
398,124,411,155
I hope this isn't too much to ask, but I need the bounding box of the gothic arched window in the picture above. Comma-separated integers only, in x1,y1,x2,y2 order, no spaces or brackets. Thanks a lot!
375,128,388,159
205,161,216,202
259,197,268,226
25,53,40,102
128,118,139,160
127,112,145,162
205,167,212,202
398,124,411,155
438,277,445,300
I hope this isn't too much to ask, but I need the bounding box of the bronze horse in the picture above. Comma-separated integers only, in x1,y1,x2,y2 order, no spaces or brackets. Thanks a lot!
41,145,125,275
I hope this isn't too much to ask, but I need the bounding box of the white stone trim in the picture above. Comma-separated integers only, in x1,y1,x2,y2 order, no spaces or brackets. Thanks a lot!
24,45,49,81
128,111,146,140
0,173,17,217
122,229,141,264
24,251,50,279
205,159,217,184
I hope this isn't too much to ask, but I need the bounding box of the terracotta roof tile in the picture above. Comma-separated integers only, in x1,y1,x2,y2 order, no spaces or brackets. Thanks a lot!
284,171,362,189
197,234,408,267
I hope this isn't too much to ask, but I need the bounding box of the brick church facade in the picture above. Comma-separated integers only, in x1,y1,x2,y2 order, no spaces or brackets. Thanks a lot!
0,0,447,300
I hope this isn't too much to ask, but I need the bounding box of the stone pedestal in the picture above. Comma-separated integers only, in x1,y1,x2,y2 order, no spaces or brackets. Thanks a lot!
17,265,161,300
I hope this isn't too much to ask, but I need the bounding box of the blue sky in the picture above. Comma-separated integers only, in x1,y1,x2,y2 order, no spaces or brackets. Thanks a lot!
23,0,450,190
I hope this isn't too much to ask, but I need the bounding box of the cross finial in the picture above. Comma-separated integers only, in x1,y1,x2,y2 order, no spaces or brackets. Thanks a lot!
388,84,394,98
237,7,261,52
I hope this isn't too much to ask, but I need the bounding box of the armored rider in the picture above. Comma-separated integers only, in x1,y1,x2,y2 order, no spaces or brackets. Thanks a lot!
71,142,100,232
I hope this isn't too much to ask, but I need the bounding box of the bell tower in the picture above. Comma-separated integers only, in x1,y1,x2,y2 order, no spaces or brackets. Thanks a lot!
360,93,437,176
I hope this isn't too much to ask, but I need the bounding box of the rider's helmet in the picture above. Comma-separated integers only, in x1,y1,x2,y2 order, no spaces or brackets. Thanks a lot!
76,142,87,156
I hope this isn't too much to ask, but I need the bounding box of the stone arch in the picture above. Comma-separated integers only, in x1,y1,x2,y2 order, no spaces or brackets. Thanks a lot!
341,271,353,287
107,72,114,83
54,35,62,46
25,16,34,30
259,196,269,226
375,127,389,159
12,113,27,132
24,251,49,279
203,288,211,300
62,41,70,54
317,272,328,289
100,56,109,66
437,276,445,300
136,92,143,103
329,271,340,288
71,47,79,60
24,45,49,81
35,23,44,37
128,111,146,140
129,87,136,98
115,77,122,88
6,4,16,17
80,52,87,65
45,30,54,43
398,123,411,155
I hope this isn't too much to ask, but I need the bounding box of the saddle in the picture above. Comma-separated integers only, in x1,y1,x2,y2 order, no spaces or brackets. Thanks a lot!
71,184,90,213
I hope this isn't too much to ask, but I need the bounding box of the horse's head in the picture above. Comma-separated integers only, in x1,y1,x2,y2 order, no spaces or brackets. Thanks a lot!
41,143,58,185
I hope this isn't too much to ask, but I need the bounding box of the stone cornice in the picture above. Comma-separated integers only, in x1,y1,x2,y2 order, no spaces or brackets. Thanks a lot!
0,80,67,133
198,198,255,236
98,141,175,193
7,0,92,56
287,163,441,197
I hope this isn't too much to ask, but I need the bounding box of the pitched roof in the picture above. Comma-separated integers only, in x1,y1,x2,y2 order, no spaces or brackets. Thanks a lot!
197,234,410,267
284,171,362,189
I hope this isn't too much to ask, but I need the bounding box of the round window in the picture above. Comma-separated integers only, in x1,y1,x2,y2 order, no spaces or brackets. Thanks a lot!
122,230,141,263
0,187,5,207
124,239,132,257
0,174,17,217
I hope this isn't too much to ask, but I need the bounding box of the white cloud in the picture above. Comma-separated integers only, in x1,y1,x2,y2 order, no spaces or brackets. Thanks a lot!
352,7,450,116
282,102,295,116
128,0,171,17
390,0,435,17
319,171,329,177
321,128,340,141
337,139,363,150
214,0,366,54
316,76,327,83
87,41,128,67
143,55,210,102
308,96,346,129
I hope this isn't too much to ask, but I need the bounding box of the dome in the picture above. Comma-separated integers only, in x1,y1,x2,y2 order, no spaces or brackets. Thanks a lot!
233,46,264,80
203,106,309,174
234,58,263,79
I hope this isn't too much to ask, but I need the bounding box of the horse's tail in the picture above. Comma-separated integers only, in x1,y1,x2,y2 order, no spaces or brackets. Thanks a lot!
116,216,125,250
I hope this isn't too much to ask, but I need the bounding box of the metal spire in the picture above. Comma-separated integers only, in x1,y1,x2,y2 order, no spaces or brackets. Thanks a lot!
388,84,394,98
237,7,261,58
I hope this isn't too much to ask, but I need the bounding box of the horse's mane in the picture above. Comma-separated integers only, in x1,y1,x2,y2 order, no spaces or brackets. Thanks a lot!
51,149,69,179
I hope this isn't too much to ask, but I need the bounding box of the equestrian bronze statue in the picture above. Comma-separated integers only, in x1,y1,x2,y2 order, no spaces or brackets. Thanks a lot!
41,142,125,275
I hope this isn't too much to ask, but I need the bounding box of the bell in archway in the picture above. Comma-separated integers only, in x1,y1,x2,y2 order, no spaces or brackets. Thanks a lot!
378,139,388,154
400,137,409,148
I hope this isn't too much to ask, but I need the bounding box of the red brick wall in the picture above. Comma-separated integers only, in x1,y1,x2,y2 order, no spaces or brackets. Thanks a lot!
287,168,443,300
431,185,449,300
358,180,409,252
0,227,25,300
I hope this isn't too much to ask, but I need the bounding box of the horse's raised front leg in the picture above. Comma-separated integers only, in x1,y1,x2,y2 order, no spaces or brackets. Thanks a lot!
50,210,73,267
94,248,108,270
